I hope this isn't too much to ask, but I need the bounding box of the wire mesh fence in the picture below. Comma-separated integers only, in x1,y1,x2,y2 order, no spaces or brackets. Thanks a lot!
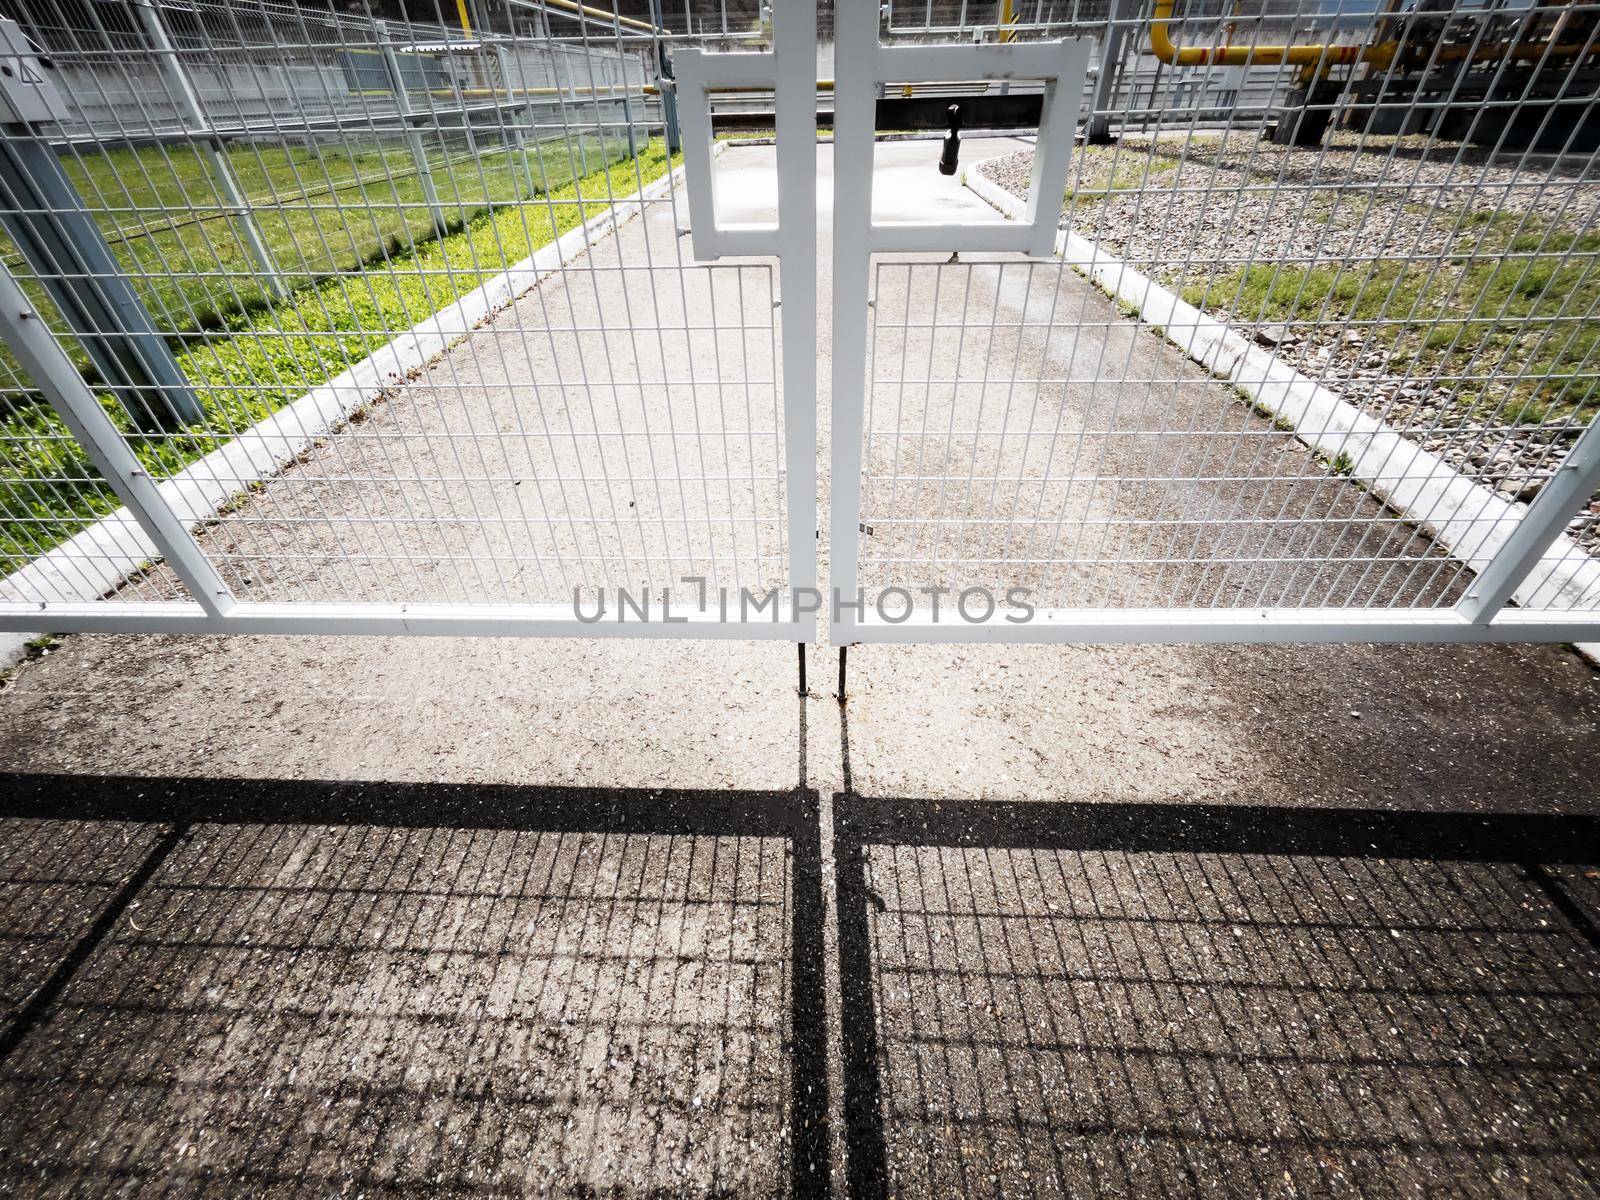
857,257,1471,610
0,0,802,619
0,0,1597,638
849,0,1600,624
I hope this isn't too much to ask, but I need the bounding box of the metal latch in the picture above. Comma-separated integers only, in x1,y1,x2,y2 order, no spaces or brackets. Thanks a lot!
938,104,962,176
861,39,1092,258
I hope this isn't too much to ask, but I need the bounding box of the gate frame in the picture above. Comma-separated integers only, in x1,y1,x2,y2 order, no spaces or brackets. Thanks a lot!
826,0,1600,647
0,4,819,643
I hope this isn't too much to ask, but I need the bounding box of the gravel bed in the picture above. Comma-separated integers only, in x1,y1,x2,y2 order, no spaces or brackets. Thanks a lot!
980,132,1600,555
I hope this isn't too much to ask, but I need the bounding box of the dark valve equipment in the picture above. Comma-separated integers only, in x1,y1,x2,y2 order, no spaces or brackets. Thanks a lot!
938,104,961,175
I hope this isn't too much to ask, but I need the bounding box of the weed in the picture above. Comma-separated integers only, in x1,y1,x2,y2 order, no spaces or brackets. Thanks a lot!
0,631,62,690
1178,218,1600,428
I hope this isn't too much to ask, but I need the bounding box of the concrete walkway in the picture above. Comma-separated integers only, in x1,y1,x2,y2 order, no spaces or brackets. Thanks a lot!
0,141,1597,1197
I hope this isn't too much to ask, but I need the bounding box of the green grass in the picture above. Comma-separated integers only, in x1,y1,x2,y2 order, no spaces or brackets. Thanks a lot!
16,132,637,336
0,138,678,566
1179,225,1600,426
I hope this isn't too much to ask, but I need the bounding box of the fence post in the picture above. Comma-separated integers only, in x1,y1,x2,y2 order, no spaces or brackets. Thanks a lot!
133,0,287,301
492,41,527,174
494,43,523,146
650,0,680,154
617,55,640,160
1086,0,1129,144
0,259,233,615
1457,417,1600,623
376,20,449,238
554,45,592,168
0,20,202,431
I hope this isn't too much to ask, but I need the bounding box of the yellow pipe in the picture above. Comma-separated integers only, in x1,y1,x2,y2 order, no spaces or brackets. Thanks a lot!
999,0,1016,44
539,0,665,35
1150,0,1597,71
455,0,474,38
1149,0,1389,68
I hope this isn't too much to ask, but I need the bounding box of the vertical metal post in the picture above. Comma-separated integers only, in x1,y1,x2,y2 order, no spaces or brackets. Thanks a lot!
1086,0,1129,144
134,0,287,301
0,18,199,434
493,44,522,153
1458,417,1600,623
0,261,233,616
376,20,448,238
829,0,877,647
492,41,531,202
617,63,640,159
996,0,1016,94
649,0,680,154
553,43,587,169
0,136,204,431
774,0,818,642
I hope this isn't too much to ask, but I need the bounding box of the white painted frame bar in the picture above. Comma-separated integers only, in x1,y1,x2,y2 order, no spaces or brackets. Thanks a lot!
673,48,782,261
1459,414,1600,624
3,603,1589,647
771,1,820,642
830,0,880,649
0,263,236,619
0,602,811,640
844,607,1600,645
867,39,1089,257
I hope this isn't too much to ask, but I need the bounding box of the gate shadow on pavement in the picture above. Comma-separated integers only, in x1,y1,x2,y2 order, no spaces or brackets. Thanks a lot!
0,771,830,1197
4,759,1600,1196
833,785,1600,1198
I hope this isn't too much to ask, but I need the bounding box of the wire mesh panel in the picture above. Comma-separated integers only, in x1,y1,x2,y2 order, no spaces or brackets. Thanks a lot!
835,0,1600,641
0,0,812,637
858,257,1465,610
189,260,784,607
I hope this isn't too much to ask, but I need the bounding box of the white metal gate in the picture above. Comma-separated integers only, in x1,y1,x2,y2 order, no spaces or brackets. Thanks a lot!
829,0,1600,647
3,1,1600,651
0,0,816,642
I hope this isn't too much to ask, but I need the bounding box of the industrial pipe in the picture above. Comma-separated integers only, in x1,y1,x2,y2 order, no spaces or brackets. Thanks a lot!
999,0,1017,44
1149,0,1597,71
536,0,665,35
1148,0,1387,68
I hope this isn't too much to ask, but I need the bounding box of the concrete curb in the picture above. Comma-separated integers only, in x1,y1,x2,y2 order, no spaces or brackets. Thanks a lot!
0,156,697,671
963,166,1600,662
